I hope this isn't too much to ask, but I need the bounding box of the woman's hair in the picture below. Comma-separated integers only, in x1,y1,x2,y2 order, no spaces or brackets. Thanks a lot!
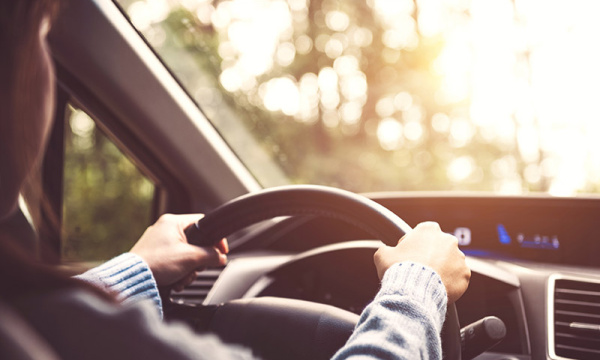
0,0,116,303
0,0,61,176
0,0,62,230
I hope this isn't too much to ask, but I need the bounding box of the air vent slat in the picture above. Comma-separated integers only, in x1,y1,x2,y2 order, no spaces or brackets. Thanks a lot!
556,288,600,297
555,344,600,360
169,266,225,306
555,299,600,309
198,272,221,276
556,332,600,346
174,289,211,296
556,310,600,321
554,302,600,317
553,278,600,360
187,280,218,287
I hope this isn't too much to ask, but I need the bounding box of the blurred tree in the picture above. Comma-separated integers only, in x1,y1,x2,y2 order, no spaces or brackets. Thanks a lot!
130,0,499,192
113,0,600,197
62,105,154,262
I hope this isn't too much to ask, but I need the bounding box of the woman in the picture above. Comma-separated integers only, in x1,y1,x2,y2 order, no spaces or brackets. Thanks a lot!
0,0,470,359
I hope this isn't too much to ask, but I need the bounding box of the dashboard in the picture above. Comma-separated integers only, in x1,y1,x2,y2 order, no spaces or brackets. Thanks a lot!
254,194,600,268
178,195,600,360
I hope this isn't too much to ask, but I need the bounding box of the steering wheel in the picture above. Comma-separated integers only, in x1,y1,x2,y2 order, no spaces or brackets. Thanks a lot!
178,185,461,360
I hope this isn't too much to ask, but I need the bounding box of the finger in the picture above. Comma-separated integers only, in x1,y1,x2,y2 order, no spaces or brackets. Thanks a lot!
173,271,198,291
416,221,441,231
216,238,229,254
191,245,228,268
396,234,407,245
182,271,198,287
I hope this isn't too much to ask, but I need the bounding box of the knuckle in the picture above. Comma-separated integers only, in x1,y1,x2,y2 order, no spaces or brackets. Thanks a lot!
373,247,388,262
449,235,459,246
417,221,441,232
373,249,382,262
441,233,458,248
158,213,175,222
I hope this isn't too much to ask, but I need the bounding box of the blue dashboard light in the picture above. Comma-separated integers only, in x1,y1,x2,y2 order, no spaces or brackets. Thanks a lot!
497,224,512,244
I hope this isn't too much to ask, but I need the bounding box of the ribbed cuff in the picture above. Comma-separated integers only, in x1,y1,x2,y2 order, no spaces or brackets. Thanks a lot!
377,262,447,330
75,253,163,318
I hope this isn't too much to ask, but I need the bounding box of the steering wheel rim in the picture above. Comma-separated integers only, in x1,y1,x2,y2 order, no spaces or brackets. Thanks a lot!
181,185,461,360
184,185,411,248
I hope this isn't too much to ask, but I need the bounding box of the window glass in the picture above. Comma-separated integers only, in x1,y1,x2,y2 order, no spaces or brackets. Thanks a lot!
115,0,600,195
62,104,155,262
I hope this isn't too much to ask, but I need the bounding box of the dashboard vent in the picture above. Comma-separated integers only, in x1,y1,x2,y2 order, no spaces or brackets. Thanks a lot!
170,266,224,306
552,278,600,360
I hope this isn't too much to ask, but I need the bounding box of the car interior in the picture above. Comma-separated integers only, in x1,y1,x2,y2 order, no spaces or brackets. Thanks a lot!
7,0,600,359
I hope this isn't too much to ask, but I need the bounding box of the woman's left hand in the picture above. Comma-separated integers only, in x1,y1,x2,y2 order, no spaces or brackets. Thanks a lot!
130,214,228,291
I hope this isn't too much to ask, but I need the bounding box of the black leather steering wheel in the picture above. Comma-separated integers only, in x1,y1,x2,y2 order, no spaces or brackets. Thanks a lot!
181,185,461,360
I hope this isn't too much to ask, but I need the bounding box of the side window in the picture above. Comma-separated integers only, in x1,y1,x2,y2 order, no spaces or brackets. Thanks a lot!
62,104,155,262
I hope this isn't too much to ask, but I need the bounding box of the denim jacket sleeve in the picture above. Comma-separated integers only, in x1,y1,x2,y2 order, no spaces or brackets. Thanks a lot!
332,262,448,360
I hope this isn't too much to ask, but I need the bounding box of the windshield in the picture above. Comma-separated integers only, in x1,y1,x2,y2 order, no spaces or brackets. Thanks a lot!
116,0,600,195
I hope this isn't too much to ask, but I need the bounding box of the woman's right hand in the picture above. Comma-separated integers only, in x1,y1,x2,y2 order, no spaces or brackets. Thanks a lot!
373,221,471,304
130,214,228,291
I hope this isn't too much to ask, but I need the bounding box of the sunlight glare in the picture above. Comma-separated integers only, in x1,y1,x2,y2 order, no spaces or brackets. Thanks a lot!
157,0,600,194
340,72,367,102
370,0,415,28
449,118,474,148
318,67,338,93
394,92,413,112
195,3,214,24
261,77,300,116
213,0,294,89
325,37,344,59
447,156,474,182
295,35,313,54
219,67,243,92
297,73,320,123
382,17,418,50
276,42,296,67
325,10,350,32
340,101,363,125
516,125,540,163
376,97,395,118
350,27,373,47
333,56,359,77
377,118,404,151
287,0,307,12
431,113,450,133
416,0,444,37
404,122,423,142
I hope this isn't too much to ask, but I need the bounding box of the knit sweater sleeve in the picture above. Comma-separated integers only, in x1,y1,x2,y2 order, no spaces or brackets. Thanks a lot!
332,262,448,360
74,253,163,318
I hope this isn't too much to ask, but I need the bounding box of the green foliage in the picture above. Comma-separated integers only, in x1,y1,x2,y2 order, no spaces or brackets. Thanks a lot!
145,1,489,192
62,106,154,262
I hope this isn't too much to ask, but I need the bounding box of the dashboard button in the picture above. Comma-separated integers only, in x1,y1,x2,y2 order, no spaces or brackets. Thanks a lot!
455,227,471,246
